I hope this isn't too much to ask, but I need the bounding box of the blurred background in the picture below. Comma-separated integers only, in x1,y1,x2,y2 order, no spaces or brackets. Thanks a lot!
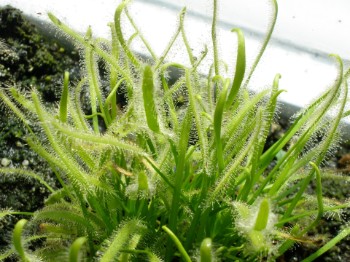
1,0,349,110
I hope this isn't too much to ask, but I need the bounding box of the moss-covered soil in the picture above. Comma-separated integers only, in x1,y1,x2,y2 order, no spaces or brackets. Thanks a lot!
0,6,349,261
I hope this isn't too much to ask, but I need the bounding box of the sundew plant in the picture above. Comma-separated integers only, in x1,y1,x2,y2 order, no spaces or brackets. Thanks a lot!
1,0,350,261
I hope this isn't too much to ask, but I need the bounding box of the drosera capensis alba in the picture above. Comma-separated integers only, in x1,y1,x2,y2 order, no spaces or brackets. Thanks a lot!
1,0,350,261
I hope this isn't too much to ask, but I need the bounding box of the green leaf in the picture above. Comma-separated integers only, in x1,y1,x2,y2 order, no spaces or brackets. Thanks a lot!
242,0,278,88
253,198,269,231
114,0,141,68
59,71,69,123
13,219,29,262
99,220,145,262
226,28,246,107
213,78,229,172
162,225,191,262
142,65,160,132
69,237,87,262
200,238,213,262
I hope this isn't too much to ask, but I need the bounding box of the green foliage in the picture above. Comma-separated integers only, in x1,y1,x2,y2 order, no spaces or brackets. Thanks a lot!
200,238,214,262
1,0,350,261
12,219,29,262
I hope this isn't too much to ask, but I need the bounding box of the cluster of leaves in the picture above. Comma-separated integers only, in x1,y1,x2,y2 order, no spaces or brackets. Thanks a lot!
1,0,350,261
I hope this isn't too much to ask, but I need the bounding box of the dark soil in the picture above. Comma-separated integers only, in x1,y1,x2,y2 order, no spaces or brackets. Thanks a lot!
0,5,349,261
270,120,350,262
0,5,80,254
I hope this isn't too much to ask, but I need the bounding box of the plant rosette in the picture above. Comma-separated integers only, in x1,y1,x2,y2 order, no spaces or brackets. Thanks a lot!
1,0,350,261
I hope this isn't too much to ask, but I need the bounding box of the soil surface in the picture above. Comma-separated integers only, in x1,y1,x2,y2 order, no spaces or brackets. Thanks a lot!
270,121,350,262
0,6,349,261
0,6,80,255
